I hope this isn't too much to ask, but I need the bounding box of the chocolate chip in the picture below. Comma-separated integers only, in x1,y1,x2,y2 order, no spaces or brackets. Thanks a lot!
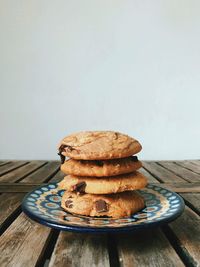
95,200,108,212
94,160,104,166
58,145,76,163
65,199,73,208
59,144,67,153
58,153,65,164
58,145,67,164
114,132,118,139
130,156,138,162
73,181,86,193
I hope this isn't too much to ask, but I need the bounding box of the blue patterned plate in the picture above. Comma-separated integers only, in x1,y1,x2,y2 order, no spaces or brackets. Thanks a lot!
22,183,184,233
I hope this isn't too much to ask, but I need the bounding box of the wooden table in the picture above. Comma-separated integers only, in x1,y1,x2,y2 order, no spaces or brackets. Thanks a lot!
0,160,200,267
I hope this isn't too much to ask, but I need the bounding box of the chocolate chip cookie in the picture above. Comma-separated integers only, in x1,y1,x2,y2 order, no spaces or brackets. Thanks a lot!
58,171,147,194
58,131,142,161
61,190,145,218
61,156,142,177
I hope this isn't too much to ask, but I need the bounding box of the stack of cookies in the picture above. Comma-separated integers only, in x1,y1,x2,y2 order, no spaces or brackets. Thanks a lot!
57,131,147,218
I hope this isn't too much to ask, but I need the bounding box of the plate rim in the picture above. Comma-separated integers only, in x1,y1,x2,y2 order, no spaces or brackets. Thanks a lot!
21,183,185,233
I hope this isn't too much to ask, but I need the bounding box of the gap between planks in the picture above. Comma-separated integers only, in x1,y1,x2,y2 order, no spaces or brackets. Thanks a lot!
174,161,200,175
0,162,61,237
157,161,200,182
0,161,29,177
116,228,185,267
48,232,110,267
0,213,52,267
0,161,11,167
162,206,200,267
0,161,47,183
142,162,187,183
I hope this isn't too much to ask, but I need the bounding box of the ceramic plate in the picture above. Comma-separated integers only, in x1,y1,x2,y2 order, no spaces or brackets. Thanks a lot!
22,183,184,233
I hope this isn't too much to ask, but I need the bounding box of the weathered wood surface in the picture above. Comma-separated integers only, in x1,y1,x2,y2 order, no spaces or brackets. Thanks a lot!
166,207,200,267
117,228,184,267
0,213,51,267
0,161,46,183
0,161,28,176
140,167,160,183
49,232,110,267
180,193,200,214
175,161,200,175
0,161,11,166
158,161,200,182
50,170,64,182
151,182,200,193
143,162,186,183
19,161,60,183
0,160,199,267
0,193,25,227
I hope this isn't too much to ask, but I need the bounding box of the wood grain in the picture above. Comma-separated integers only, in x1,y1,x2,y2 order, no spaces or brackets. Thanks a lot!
0,161,11,166
0,161,28,176
117,228,184,267
167,207,200,266
0,161,46,183
188,160,200,167
140,166,160,183
158,161,200,182
48,232,109,267
0,213,51,267
50,170,64,182
180,193,200,214
151,182,200,193
143,162,186,183
0,193,25,226
175,161,200,175
19,161,60,183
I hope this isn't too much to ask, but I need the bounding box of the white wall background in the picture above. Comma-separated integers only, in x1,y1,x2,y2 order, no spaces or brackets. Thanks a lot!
0,0,200,160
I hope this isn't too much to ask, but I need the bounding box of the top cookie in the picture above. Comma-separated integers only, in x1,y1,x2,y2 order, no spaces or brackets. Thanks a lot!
58,131,142,160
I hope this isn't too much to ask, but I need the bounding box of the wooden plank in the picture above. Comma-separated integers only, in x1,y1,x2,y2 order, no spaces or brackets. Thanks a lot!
0,161,46,183
0,213,51,267
180,193,200,214
167,207,200,266
49,170,64,182
0,193,25,226
0,183,47,192
0,161,11,166
143,162,186,183
48,232,109,267
0,161,28,176
189,160,200,167
152,182,200,193
140,166,160,183
175,161,200,175
158,161,200,182
117,228,184,267
19,161,60,183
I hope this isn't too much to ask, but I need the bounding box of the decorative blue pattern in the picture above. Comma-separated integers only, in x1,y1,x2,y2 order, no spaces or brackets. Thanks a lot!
22,183,185,233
